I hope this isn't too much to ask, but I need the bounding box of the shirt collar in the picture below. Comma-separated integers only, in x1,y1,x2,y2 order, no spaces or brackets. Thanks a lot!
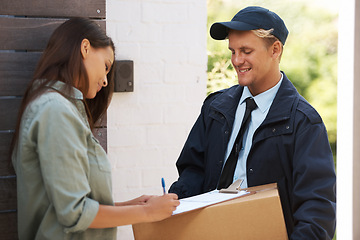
46,80,84,100
239,73,283,113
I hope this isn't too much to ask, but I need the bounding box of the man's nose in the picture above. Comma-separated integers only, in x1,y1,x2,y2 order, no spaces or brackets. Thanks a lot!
232,54,245,66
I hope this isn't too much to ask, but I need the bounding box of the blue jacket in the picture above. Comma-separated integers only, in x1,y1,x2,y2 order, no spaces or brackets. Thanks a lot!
169,73,336,239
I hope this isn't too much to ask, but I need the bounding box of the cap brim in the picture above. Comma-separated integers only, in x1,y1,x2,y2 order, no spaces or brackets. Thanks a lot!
210,21,258,40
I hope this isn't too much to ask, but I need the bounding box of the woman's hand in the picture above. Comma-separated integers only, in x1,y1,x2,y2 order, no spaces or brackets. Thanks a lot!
143,193,180,222
116,195,155,206
90,194,180,228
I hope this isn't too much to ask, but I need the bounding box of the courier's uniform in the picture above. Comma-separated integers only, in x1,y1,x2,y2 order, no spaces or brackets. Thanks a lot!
12,81,116,240
169,73,336,239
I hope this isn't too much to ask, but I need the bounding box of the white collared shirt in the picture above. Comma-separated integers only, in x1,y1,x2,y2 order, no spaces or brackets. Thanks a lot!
223,73,283,188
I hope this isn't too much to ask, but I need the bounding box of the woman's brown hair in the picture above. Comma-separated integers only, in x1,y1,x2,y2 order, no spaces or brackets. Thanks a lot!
10,17,115,159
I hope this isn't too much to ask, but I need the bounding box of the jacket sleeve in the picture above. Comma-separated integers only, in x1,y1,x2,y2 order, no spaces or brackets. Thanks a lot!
290,108,336,239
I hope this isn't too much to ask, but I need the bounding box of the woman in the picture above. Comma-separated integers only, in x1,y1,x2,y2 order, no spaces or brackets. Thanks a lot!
10,18,179,240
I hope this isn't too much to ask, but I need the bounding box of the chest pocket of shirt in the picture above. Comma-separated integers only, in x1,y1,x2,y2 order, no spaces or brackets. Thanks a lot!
90,136,112,173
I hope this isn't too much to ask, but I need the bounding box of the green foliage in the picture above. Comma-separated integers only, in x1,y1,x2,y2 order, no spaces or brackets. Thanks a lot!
207,0,338,159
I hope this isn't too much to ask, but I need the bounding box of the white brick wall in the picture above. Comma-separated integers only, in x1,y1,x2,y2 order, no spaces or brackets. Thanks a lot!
106,0,207,239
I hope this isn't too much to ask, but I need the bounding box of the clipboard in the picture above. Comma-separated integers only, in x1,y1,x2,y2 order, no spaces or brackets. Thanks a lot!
172,179,254,215
218,179,244,194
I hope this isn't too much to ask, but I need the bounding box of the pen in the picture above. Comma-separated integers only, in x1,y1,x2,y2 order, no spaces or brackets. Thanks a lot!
161,178,166,195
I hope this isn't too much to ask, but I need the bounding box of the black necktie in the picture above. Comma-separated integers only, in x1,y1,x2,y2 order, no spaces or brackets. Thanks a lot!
218,97,257,189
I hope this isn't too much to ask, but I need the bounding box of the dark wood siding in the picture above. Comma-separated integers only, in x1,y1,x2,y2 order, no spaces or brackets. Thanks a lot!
0,1,107,239
1,0,105,18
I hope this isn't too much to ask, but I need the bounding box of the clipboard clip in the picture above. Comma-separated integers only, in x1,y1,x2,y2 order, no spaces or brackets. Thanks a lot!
219,179,243,194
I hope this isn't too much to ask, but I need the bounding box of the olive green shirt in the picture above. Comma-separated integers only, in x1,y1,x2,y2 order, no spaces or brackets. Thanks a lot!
12,81,116,239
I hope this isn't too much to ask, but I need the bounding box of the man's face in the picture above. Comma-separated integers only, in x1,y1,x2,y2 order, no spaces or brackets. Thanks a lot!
228,30,276,96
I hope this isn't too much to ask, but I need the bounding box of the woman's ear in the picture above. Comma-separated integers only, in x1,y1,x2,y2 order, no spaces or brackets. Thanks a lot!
80,39,91,59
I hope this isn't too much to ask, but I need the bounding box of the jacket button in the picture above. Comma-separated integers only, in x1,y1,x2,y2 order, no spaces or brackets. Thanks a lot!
249,168,254,173
272,128,276,133
225,130,229,134
286,125,289,129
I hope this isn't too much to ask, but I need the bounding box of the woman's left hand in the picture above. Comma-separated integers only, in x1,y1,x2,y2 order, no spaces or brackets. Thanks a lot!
115,195,155,206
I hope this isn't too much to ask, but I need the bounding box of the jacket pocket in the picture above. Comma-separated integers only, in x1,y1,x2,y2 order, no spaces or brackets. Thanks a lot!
209,110,226,124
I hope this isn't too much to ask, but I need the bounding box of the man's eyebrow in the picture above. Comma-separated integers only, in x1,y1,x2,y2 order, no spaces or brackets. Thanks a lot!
228,46,252,51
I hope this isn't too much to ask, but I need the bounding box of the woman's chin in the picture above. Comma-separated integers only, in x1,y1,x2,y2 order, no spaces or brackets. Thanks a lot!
86,92,97,99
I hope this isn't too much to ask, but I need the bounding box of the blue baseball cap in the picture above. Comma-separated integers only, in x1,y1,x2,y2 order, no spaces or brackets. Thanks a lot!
210,6,289,45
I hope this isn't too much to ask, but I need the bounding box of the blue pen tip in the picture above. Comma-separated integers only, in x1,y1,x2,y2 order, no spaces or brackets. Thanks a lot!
161,178,166,194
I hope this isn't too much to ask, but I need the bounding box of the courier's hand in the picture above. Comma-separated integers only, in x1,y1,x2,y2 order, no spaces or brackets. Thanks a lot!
143,193,180,222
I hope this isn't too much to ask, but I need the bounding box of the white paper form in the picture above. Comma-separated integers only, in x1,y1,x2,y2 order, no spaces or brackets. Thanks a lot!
173,190,250,215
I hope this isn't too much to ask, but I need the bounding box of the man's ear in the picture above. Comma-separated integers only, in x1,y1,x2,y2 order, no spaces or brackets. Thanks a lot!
80,39,91,59
271,40,282,60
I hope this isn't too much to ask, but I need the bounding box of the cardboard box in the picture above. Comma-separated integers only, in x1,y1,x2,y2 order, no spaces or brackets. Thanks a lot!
132,183,288,240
